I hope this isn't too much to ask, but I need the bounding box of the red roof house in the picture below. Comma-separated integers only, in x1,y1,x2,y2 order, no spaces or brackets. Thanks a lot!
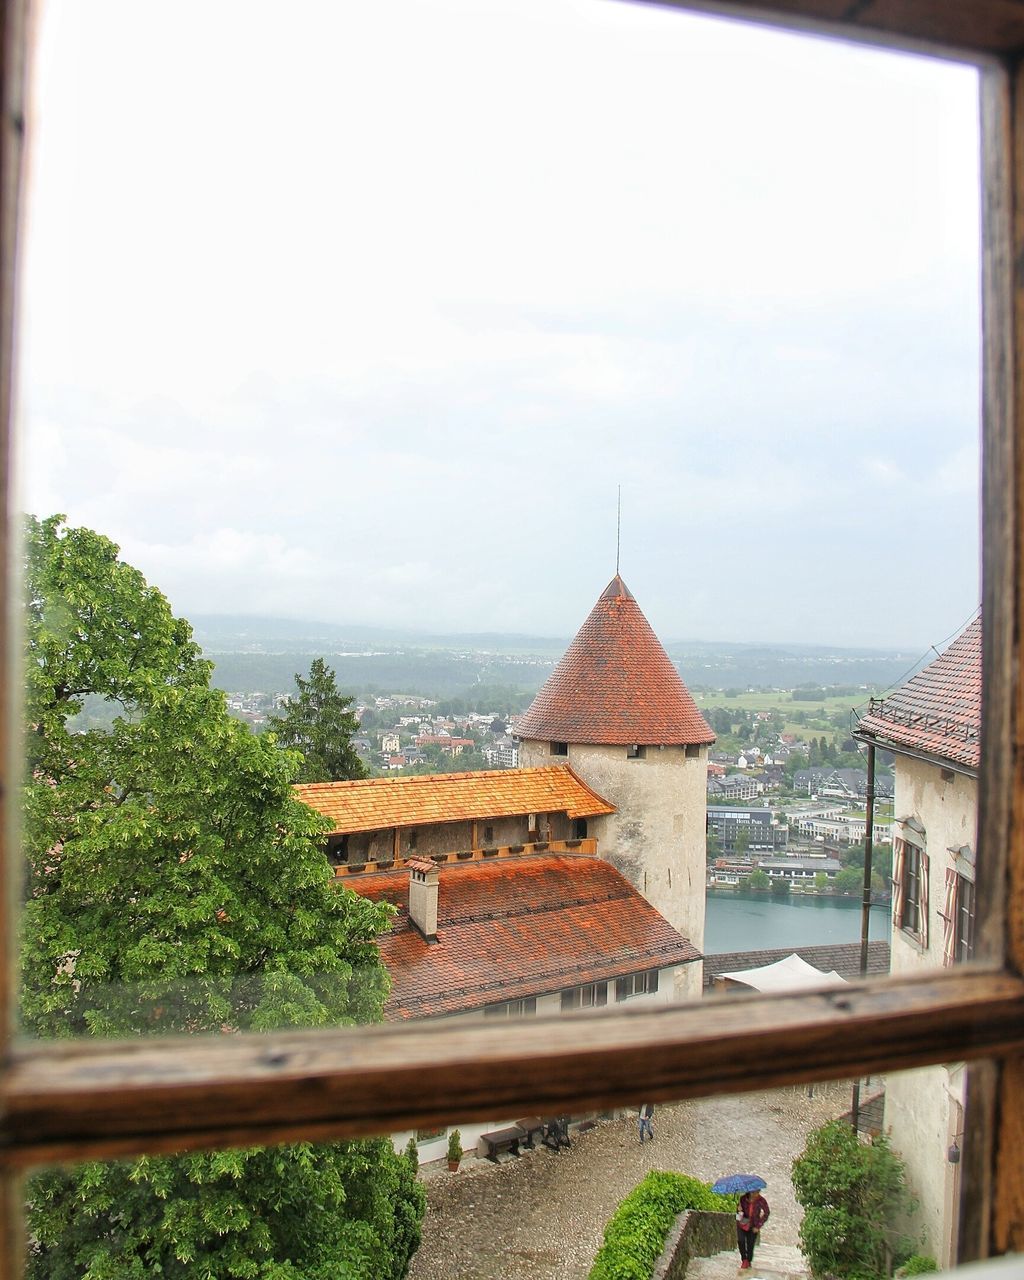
346,853,701,1020
856,617,981,773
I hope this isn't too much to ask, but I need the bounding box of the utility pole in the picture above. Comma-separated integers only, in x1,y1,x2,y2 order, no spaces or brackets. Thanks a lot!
850,742,876,1133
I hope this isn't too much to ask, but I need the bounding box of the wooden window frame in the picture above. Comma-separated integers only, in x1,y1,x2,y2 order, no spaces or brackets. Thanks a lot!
5,0,1024,1272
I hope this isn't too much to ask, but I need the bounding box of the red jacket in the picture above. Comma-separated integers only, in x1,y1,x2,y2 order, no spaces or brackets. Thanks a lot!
738,1192,770,1232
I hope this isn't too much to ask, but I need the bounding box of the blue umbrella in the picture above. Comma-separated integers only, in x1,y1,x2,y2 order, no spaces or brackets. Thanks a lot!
712,1173,767,1195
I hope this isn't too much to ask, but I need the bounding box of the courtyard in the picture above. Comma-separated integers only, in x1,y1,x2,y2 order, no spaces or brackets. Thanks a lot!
407,1079,858,1280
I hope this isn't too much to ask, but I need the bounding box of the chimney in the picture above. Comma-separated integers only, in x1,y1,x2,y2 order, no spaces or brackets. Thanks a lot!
407,858,439,940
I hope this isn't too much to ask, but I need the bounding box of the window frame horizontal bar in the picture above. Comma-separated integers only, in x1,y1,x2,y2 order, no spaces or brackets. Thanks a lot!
625,0,1016,64
2,966,1022,1169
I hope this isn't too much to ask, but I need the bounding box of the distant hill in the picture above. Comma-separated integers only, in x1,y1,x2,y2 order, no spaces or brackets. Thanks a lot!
194,615,923,700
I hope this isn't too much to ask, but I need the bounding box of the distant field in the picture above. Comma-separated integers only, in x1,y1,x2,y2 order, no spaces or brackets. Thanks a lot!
692,690,877,716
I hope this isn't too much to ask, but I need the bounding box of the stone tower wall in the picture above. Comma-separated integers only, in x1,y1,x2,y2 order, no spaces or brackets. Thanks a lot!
519,738,707,997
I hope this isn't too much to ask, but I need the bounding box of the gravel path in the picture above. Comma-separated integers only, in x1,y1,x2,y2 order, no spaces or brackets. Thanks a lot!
408,1081,854,1280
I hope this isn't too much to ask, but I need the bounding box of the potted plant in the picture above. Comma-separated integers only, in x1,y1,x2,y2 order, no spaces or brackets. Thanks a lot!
447,1129,463,1172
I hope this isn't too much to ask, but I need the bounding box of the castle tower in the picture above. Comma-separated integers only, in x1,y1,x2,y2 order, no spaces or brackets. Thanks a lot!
517,576,714,983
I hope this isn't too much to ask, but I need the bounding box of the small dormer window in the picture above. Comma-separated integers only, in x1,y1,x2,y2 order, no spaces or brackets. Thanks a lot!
627,744,646,759
551,742,568,756
685,744,700,759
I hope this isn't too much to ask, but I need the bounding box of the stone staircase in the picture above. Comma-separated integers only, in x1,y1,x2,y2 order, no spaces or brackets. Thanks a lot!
684,1243,811,1280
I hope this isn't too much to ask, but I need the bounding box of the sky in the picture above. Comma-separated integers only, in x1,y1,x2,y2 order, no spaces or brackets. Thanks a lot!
18,0,982,649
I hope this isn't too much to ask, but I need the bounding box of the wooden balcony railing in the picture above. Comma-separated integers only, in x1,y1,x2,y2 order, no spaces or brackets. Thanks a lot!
333,837,598,878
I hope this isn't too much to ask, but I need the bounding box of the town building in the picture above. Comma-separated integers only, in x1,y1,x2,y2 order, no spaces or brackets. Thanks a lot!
516,575,715,969
483,737,519,769
706,806,787,853
855,616,980,1268
706,773,762,802
296,763,700,1164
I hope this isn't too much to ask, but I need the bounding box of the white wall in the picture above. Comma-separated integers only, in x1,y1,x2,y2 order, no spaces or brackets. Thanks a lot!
885,756,976,1266
391,963,686,1164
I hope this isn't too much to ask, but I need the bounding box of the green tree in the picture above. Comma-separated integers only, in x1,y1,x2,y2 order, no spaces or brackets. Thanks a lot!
770,875,791,897
835,867,864,895
22,517,423,1280
266,657,368,783
791,1119,915,1279
814,871,829,893
746,868,771,890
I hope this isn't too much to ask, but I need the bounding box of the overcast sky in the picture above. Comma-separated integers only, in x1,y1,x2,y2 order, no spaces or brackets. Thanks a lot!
18,0,981,649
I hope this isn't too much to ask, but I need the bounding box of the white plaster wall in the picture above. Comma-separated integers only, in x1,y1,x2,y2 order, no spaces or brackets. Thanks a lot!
884,1064,966,1267
890,758,977,978
390,964,690,1163
886,755,976,1265
520,739,708,962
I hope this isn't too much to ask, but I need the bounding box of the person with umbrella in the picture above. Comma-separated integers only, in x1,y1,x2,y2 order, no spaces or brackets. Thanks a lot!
711,1174,770,1270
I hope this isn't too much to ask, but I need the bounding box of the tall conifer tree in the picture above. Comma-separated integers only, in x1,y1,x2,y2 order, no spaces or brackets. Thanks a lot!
267,659,367,783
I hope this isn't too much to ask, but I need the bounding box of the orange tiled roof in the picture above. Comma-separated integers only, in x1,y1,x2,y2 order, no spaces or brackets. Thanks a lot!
515,575,715,746
346,854,700,1019
855,617,981,772
294,765,615,835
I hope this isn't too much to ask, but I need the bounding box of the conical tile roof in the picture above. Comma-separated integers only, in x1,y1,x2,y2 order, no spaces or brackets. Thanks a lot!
516,575,715,746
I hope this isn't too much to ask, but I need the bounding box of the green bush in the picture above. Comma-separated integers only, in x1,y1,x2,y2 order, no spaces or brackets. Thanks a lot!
589,1171,734,1280
898,1256,939,1276
792,1119,915,1280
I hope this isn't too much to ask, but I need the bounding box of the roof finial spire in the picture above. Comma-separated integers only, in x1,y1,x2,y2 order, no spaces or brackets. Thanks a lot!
616,485,621,577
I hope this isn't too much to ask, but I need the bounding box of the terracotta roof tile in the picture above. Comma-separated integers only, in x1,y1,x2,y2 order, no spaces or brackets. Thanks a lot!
855,617,981,771
515,575,715,746
294,765,615,835
346,854,700,1019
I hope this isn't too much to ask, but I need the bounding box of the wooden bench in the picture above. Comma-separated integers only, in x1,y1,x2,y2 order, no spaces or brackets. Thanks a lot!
515,1116,544,1149
478,1124,526,1162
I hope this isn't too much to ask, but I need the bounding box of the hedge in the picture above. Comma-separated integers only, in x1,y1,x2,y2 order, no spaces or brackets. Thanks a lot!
588,1171,735,1280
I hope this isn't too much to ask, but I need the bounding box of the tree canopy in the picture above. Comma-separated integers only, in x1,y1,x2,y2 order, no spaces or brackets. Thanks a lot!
266,658,367,783
21,516,423,1279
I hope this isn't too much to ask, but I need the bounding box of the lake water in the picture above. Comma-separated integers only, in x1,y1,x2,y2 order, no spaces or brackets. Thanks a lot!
704,889,891,954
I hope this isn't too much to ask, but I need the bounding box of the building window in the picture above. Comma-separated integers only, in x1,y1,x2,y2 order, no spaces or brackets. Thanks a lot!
615,970,660,1001
483,998,538,1019
415,1126,445,1142
573,818,588,839
408,830,418,850
685,744,700,759
626,744,646,759
893,836,929,946
942,868,976,966
561,983,608,1011
483,825,494,845
551,741,568,756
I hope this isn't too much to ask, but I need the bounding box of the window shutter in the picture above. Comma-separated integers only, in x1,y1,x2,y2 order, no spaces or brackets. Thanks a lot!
892,838,906,926
919,851,930,949
941,866,959,967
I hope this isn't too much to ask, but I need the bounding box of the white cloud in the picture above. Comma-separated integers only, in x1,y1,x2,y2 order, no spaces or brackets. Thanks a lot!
17,0,982,647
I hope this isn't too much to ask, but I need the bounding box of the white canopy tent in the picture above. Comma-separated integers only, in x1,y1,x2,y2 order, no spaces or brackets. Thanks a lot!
717,952,847,993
